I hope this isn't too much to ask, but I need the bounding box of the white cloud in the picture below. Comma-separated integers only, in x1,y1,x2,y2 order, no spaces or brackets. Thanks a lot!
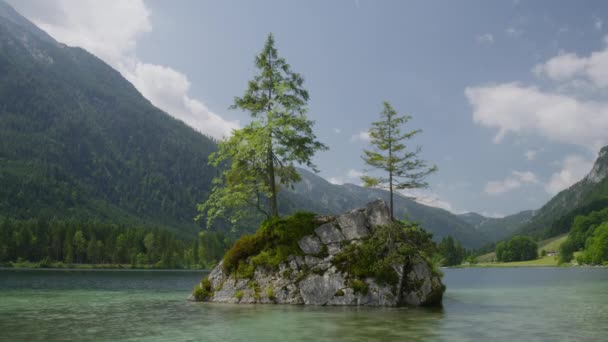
465,83,608,151
545,155,594,194
481,212,506,218
334,128,342,134
533,49,608,88
414,196,456,212
328,177,344,185
8,0,238,139
476,33,494,44
350,130,371,142
525,150,537,160
484,170,539,195
595,18,603,31
329,169,365,185
505,27,522,37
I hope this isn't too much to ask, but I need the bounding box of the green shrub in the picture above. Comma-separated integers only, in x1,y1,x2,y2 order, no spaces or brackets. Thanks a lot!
235,290,244,300
332,221,419,286
235,260,255,279
335,289,345,296
351,279,369,294
266,287,276,301
193,278,214,301
495,236,538,262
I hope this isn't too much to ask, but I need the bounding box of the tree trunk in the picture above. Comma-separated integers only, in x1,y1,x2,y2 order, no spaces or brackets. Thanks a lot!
389,172,394,220
388,113,394,220
268,142,279,217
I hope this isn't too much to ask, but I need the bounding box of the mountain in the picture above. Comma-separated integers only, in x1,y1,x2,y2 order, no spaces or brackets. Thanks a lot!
515,146,608,239
458,210,535,242
0,2,490,248
282,169,489,248
0,1,218,236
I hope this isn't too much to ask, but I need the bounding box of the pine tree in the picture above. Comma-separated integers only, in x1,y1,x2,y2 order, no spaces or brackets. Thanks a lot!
199,33,327,226
361,102,437,219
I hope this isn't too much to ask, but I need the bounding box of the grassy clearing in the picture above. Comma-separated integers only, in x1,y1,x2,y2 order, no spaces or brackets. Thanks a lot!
471,234,570,267
538,234,568,253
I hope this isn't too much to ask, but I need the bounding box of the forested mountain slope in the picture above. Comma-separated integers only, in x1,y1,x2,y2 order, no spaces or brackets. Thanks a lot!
0,1,217,236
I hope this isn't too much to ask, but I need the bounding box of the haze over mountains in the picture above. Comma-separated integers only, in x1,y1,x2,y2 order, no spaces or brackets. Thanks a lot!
1,0,608,249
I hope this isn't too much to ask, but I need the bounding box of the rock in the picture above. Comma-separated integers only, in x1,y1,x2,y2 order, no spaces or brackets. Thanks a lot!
304,255,321,267
365,199,392,227
194,200,444,307
327,288,356,305
298,235,323,255
327,243,342,255
299,272,346,305
336,210,370,240
402,257,444,306
314,223,345,244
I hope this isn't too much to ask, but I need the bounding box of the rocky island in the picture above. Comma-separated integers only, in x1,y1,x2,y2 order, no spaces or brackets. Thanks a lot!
191,200,445,306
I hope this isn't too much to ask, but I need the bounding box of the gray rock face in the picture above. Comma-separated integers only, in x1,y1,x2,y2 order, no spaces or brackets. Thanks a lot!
366,200,392,228
314,223,345,244
197,200,444,307
299,272,345,305
336,210,370,240
298,235,323,255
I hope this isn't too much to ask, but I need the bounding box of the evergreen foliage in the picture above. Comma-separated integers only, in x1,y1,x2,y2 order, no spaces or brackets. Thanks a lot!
199,34,327,227
0,217,233,268
361,102,437,218
437,236,470,266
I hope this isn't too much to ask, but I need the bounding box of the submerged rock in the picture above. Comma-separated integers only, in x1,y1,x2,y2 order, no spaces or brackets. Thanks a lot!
194,200,444,307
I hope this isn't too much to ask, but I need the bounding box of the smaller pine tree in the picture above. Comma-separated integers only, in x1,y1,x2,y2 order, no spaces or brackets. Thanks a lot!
361,102,437,219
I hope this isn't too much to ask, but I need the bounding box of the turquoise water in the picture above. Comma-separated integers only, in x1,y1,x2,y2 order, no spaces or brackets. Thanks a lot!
0,268,607,341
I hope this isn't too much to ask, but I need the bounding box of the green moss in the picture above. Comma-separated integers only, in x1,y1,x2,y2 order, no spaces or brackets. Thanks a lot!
335,289,345,296
235,290,244,301
222,212,318,276
192,277,214,301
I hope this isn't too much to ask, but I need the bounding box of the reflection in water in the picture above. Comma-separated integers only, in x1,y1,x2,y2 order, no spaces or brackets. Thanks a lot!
0,268,607,341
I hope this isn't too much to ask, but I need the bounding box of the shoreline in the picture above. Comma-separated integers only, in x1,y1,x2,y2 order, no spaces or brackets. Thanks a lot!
0,262,211,272
0,266,210,272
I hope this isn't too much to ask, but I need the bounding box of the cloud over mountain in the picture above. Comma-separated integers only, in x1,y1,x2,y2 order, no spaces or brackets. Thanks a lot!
7,0,238,139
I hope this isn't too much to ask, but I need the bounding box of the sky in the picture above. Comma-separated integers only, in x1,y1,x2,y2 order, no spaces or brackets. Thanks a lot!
7,0,608,217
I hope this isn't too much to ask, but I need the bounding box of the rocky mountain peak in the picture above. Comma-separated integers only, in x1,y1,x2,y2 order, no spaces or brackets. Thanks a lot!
585,145,608,184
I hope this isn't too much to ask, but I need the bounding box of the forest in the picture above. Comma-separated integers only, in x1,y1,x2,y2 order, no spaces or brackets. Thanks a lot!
0,217,232,268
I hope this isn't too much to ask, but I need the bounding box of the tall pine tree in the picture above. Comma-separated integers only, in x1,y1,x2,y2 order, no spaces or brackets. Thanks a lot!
361,102,437,219
199,34,327,227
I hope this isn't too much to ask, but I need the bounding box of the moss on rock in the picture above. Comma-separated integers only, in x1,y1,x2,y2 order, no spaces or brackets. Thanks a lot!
222,212,318,277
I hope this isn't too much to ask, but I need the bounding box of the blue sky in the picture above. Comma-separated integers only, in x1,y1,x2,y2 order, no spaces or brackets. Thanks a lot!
9,0,608,217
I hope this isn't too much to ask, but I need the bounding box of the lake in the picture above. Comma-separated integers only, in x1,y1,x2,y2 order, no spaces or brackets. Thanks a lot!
0,267,607,341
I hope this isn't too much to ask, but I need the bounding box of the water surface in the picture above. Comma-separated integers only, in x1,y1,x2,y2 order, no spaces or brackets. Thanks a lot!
0,267,606,341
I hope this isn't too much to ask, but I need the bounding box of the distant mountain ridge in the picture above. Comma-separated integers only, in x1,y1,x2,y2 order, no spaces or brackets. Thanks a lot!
458,210,535,242
282,169,491,248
